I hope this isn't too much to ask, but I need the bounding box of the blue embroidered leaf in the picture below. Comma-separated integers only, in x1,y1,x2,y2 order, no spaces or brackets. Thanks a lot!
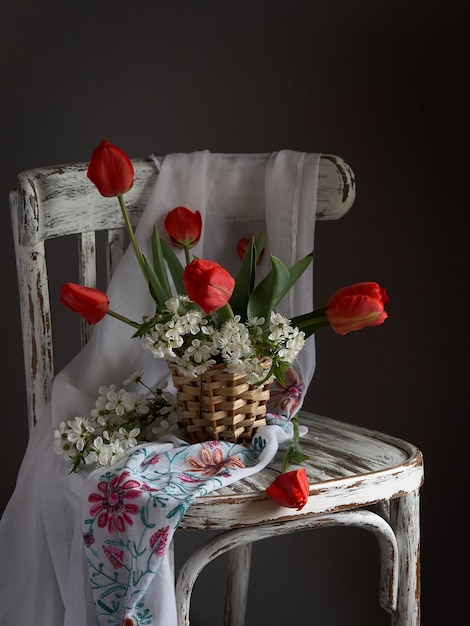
136,608,153,626
166,501,189,523
97,599,115,614
140,505,156,529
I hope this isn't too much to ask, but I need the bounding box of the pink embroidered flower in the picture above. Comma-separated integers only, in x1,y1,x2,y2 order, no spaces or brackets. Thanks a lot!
186,446,245,476
202,440,223,450
179,474,202,484
142,453,161,467
83,532,95,548
141,482,157,492
88,470,141,533
103,544,125,569
268,366,303,417
149,525,170,557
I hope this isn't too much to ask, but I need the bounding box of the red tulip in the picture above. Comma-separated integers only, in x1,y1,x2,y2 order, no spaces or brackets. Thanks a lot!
236,237,264,264
325,281,389,336
236,238,250,260
60,283,109,324
183,259,235,314
164,206,202,249
265,468,309,510
87,139,134,197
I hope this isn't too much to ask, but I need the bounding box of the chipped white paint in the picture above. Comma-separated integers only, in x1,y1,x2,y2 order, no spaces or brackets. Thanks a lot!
175,411,423,625
178,413,423,530
390,490,421,625
10,153,423,625
176,508,400,625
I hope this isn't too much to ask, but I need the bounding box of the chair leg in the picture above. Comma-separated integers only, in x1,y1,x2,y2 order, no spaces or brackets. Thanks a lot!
175,530,259,625
223,543,252,626
175,509,398,625
390,489,421,626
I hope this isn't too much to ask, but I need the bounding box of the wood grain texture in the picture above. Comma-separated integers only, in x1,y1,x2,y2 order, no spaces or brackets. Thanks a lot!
178,411,423,528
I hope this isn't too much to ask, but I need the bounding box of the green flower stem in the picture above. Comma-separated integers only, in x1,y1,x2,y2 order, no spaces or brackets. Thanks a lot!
117,194,148,280
183,246,191,266
292,413,300,443
292,308,331,338
217,302,235,324
281,446,293,473
294,310,329,328
281,415,300,473
106,309,141,329
281,414,309,472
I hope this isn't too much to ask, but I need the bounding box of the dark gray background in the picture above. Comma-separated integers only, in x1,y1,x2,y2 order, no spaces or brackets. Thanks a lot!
1,1,467,624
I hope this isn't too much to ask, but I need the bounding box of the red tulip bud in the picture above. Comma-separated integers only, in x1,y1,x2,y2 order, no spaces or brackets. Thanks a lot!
60,283,109,324
265,468,309,510
183,259,235,314
87,139,134,198
325,281,389,335
236,237,265,264
164,206,202,249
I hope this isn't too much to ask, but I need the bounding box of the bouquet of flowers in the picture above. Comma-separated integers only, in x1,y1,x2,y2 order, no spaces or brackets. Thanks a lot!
53,369,183,473
57,140,389,507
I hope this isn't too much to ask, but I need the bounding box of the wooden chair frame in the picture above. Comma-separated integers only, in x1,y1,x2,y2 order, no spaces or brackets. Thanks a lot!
10,153,423,625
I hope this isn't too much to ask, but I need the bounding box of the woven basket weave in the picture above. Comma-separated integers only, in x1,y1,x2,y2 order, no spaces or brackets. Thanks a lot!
169,361,272,445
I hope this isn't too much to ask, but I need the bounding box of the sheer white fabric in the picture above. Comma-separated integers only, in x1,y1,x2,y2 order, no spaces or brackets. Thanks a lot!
0,150,320,625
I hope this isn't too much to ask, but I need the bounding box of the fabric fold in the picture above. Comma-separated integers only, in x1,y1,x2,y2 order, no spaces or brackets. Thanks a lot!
81,426,288,624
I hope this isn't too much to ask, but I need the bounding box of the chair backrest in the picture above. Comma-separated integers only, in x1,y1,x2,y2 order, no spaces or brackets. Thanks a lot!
9,153,355,433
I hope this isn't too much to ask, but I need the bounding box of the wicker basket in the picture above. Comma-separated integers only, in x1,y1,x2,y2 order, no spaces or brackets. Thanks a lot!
169,361,273,445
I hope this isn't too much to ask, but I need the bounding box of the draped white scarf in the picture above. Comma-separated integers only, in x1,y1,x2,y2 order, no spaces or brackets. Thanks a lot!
0,150,320,625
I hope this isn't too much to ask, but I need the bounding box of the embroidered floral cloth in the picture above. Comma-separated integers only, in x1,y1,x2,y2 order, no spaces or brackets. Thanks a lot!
81,426,287,624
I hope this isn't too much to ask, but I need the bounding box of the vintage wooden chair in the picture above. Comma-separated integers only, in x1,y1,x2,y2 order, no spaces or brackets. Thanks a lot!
9,153,424,625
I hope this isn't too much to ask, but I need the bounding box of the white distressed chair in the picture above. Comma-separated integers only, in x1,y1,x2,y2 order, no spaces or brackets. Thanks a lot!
10,154,424,625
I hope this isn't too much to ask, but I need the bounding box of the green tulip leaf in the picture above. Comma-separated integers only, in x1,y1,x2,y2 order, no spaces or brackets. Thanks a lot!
142,253,169,309
254,231,265,264
247,255,290,320
280,252,314,303
160,238,186,296
230,237,257,318
151,227,172,300
246,251,313,321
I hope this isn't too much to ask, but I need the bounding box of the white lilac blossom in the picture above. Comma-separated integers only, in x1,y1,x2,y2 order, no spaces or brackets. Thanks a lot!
140,296,305,383
53,371,183,473
152,413,181,437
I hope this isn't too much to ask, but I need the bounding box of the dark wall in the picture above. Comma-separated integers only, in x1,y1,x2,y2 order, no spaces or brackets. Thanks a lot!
1,1,467,624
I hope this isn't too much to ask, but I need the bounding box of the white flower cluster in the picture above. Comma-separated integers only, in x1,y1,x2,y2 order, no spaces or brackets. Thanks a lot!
53,370,183,473
140,296,305,384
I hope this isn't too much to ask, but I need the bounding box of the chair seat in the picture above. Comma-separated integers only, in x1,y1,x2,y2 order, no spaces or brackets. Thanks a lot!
179,411,424,529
